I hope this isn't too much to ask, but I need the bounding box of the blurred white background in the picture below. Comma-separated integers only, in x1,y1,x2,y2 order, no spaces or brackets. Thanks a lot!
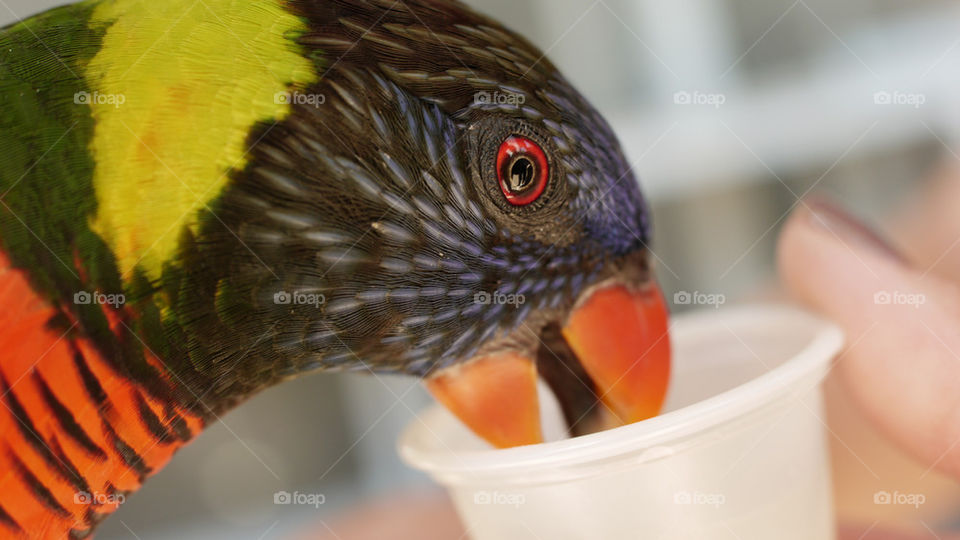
3,0,960,538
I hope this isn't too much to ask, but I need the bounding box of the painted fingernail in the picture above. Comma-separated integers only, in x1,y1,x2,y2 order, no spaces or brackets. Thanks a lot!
805,197,907,264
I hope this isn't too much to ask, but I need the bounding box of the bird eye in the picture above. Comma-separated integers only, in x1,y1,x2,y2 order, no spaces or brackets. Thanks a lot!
496,135,548,206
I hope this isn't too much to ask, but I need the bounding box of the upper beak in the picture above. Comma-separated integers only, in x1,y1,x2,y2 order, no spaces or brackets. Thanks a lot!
425,282,672,448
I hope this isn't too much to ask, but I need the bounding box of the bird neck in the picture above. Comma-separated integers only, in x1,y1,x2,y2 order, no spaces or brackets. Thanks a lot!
0,253,204,538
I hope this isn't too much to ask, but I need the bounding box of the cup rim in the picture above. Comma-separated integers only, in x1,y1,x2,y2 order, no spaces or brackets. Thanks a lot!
398,305,844,480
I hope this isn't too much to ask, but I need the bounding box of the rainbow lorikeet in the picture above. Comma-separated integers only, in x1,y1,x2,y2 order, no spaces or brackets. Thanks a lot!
0,0,671,537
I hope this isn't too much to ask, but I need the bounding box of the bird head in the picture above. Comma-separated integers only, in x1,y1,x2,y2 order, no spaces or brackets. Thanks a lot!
202,0,671,448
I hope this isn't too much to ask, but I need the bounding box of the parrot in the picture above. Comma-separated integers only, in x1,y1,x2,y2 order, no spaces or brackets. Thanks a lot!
0,0,672,537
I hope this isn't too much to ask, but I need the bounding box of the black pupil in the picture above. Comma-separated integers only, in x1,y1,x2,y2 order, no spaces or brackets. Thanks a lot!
509,156,536,192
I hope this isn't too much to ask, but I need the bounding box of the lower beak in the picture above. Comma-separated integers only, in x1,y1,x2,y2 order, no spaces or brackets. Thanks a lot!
425,283,672,448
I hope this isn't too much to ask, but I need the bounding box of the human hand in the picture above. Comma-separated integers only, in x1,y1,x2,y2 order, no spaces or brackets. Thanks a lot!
779,191,960,539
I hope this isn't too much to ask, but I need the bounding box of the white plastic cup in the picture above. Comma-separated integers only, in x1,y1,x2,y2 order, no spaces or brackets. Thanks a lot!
399,306,844,540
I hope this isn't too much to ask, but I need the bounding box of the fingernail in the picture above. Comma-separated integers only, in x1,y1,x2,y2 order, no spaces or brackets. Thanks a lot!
805,197,908,264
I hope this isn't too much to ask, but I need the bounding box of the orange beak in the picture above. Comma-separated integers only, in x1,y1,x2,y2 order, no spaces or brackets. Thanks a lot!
425,283,672,448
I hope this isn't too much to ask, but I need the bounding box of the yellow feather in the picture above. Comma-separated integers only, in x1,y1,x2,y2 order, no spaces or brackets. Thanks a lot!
84,0,316,280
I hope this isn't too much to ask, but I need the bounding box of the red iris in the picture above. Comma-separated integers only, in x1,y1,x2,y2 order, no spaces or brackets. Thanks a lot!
496,135,549,206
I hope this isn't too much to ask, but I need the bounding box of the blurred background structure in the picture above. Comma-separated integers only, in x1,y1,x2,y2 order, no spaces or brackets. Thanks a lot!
3,0,960,537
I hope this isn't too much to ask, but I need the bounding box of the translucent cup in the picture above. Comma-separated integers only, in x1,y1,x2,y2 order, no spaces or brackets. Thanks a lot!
399,306,845,540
